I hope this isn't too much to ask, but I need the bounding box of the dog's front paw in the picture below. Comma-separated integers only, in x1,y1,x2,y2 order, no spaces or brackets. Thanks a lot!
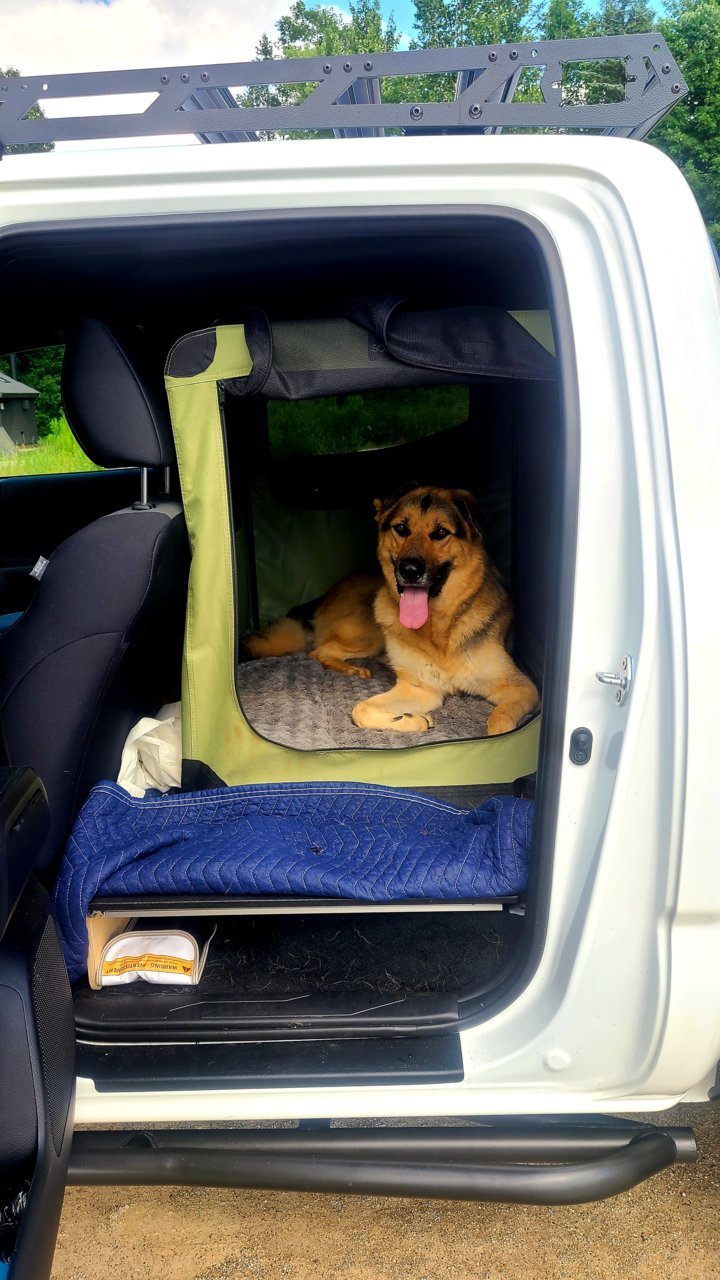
352,701,434,732
487,708,517,736
391,712,433,732
352,700,367,727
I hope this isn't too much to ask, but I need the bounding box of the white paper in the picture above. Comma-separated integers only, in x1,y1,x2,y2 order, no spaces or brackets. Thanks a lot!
117,701,182,797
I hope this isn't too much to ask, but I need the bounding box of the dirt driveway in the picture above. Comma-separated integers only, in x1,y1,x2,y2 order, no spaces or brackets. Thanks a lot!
51,1104,719,1280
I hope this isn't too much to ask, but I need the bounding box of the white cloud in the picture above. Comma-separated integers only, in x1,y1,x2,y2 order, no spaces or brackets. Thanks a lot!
0,0,289,76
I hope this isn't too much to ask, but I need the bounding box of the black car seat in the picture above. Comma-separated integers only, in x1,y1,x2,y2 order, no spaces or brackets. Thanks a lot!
0,318,189,868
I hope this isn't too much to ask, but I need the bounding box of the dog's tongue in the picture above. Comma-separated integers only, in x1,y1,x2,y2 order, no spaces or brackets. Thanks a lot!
399,587,429,630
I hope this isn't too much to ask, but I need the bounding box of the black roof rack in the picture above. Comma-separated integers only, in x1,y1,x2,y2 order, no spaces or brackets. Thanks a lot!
0,34,687,155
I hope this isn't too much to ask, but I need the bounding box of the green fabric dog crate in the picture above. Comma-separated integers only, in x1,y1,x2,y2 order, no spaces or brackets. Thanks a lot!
164,301,555,791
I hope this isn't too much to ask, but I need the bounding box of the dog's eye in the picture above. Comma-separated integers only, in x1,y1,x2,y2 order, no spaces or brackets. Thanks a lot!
430,526,451,541
392,521,410,537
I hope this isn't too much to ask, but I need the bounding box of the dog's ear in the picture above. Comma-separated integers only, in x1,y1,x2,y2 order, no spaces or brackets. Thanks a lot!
452,489,483,541
373,480,420,523
373,495,395,521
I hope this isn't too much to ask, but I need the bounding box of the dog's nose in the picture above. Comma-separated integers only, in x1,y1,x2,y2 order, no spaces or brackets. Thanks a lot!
398,556,426,585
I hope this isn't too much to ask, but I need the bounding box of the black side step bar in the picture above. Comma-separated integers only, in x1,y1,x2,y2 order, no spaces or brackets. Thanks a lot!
69,1120,696,1206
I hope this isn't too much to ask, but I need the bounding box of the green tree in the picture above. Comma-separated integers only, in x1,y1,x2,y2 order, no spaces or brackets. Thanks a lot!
590,0,656,33
273,0,398,55
411,0,532,47
0,67,54,154
0,346,64,437
242,0,399,123
652,0,720,246
541,0,592,40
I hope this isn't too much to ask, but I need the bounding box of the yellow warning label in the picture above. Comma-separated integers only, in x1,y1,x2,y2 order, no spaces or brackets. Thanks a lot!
102,953,193,978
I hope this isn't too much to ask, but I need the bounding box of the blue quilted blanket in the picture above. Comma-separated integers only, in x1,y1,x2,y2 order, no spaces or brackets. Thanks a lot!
53,781,533,982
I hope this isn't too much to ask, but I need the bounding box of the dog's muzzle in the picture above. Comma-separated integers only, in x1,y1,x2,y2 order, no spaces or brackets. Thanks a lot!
396,556,428,588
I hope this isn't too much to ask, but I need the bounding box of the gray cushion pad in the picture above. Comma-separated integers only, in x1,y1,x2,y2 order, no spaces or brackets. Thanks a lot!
236,652,492,750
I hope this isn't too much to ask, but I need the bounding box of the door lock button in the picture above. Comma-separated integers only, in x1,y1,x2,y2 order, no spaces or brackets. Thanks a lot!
569,727,593,765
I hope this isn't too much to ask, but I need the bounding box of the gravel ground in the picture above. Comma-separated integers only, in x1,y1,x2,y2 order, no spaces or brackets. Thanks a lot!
51,1105,719,1280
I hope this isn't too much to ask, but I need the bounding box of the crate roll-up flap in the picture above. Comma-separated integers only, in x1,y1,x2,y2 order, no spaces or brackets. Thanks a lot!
218,301,556,403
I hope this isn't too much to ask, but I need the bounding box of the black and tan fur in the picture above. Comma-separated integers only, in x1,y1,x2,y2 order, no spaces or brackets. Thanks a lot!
245,486,539,736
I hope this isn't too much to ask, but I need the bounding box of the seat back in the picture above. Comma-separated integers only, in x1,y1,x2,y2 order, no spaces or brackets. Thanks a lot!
0,320,188,867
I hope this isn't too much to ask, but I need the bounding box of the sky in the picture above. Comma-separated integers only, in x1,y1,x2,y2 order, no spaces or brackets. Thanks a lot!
0,0,415,77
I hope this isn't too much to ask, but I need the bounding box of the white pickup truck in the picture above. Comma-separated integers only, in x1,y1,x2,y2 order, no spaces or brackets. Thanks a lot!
0,34,717,1279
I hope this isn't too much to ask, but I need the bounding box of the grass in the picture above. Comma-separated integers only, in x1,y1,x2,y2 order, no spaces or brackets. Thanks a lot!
0,415,102,477
1,386,470,477
268,385,469,457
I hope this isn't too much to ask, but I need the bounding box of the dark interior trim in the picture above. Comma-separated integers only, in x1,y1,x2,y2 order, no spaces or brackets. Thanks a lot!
76,1036,464,1089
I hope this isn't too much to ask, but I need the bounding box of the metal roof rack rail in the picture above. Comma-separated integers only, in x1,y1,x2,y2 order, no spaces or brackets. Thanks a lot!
0,33,687,156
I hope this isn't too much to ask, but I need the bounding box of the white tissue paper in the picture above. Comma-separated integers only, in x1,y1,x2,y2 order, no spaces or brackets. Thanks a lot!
116,701,182,797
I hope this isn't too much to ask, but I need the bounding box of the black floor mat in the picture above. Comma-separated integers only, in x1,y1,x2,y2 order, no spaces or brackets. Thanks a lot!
78,910,522,1000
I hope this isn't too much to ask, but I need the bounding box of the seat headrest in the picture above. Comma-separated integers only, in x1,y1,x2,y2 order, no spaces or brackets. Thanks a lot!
62,318,175,468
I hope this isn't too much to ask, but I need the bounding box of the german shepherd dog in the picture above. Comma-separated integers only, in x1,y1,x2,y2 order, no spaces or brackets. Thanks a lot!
245,486,539,735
